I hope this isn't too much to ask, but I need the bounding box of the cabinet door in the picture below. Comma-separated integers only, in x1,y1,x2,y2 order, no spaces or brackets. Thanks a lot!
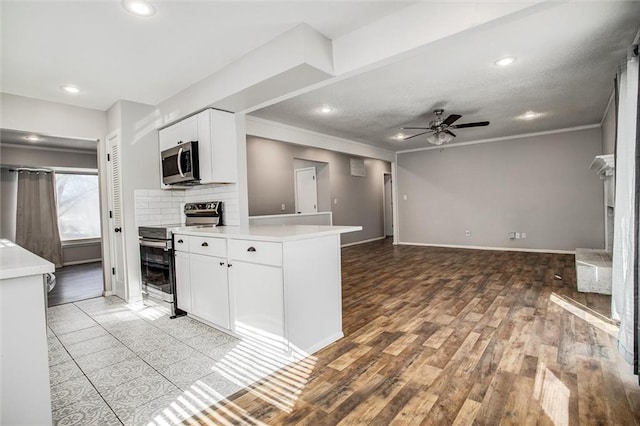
230,262,284,342
180,115,198,143
174,251,192,312
190,253,230,329
159,123,180,151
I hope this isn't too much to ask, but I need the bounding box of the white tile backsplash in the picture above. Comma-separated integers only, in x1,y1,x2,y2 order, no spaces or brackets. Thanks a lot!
135,184,239,227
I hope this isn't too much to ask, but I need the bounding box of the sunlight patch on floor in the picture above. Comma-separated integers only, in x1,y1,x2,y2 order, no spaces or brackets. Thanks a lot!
549,293,618,337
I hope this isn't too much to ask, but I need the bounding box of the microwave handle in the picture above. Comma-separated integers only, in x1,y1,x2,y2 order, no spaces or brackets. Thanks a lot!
177,147,185,177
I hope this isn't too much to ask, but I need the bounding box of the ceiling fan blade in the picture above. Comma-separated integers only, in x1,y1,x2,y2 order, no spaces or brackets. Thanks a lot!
402,131,432,140
442,114,462,126
451,121,490,129
400,126,431,130
444,129,456,137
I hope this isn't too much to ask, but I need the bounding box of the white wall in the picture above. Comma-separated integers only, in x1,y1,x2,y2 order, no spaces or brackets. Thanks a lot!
396,127,604,252
0,93,106,140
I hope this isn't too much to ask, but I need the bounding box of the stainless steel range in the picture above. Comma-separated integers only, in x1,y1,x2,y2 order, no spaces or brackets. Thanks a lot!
138,201,223,317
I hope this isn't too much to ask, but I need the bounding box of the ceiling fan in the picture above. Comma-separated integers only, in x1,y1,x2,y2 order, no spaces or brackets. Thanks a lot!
401,109,490,145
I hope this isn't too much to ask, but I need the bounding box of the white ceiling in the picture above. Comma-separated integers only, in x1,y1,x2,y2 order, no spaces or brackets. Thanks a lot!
1,0,411,111
0,129,98,152
1,1,639,153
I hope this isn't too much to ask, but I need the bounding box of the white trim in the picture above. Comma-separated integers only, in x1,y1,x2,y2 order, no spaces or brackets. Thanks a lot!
397,241,575,255
600,91,615,127
341,236,386,248
102,291,114,297
396,124,601,154
246,116,395,162
62,258,102,267
0,142,97,155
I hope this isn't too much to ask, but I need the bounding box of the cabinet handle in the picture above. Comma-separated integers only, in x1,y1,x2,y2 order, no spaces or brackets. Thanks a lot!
247,247,256,252
219,261,225,266
201,242,208,247
177,239,184,243
227,263,233,268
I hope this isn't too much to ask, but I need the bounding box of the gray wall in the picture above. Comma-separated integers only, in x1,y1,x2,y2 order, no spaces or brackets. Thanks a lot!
0,145,101,265
397,127,604,251
247,136,391,245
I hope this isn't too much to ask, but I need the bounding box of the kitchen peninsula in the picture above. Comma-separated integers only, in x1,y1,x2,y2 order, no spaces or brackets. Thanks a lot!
172,224,361,357
0,239,54,425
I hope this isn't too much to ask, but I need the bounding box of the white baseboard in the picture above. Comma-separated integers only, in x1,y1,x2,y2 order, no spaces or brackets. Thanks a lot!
397,241,575,255
102,291,114,297
62,258,102,267
341,236,386,248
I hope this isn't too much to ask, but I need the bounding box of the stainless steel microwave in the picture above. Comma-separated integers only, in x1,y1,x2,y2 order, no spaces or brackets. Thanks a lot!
161,141,200,185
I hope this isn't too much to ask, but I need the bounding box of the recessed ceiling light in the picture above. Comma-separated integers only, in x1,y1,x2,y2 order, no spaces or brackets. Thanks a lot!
494,56,517,67
123,0,156,17
517,111,544,120
24,135,41,142
60,84,80,94
319,106,334,114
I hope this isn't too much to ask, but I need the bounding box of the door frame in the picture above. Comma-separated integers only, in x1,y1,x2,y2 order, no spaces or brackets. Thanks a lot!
103,129,127,299
383,172,393,237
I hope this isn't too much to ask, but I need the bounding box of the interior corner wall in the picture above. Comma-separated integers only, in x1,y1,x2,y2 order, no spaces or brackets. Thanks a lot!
247,136,391,245
396,127,605,252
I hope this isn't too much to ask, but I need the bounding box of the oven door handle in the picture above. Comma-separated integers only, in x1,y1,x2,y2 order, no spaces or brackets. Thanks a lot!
140,240,170,249
177,147,185,177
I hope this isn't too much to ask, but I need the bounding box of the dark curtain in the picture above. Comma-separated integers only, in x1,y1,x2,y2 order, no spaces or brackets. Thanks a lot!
15,170,64,268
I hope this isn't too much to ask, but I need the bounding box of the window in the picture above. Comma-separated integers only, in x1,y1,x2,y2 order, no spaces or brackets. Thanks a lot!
55,173,101,241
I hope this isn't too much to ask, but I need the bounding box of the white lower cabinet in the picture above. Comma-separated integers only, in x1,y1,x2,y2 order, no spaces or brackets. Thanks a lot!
174,232,344,356
229,261,284,343
190,253,230,329
174,235,230,331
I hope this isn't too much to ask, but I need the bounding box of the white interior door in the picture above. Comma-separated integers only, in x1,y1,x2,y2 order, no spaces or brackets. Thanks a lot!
106,131,127,300
384,173,393,236
295,167,318,214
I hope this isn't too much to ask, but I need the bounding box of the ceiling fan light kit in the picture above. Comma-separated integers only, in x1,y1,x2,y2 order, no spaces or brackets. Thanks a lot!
401,108,490,145
426,132,453,145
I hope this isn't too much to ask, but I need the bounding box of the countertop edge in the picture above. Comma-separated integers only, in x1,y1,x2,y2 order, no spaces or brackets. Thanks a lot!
172,225,363,242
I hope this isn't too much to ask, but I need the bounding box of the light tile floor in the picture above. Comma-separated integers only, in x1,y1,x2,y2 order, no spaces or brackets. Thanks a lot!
47,296,294,426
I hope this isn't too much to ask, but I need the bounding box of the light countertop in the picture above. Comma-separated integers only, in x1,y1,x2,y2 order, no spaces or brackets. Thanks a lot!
0,239,55,280
172,224,362,242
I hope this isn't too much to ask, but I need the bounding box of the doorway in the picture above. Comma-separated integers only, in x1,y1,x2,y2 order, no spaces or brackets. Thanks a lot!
384,173,393,237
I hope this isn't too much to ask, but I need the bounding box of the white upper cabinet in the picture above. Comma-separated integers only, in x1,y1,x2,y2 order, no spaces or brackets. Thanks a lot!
198,109,238,184
158,109,237,188
158,114,198,151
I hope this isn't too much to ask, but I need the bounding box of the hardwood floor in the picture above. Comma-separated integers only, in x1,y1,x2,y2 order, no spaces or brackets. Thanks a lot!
47,262,104,307
192,238,639,425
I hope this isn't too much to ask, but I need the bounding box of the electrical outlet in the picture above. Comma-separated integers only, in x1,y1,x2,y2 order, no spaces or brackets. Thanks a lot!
515,232,520,239
509,232,516,239
403,195,408,200
334,198,338,205
281,203,286,211
521,232,527,239
465,230,471,237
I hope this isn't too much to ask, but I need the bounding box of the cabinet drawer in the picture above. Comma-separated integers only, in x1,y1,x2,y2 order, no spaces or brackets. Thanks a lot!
228,239,282,267
173,235,190,252
189,236,226,257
